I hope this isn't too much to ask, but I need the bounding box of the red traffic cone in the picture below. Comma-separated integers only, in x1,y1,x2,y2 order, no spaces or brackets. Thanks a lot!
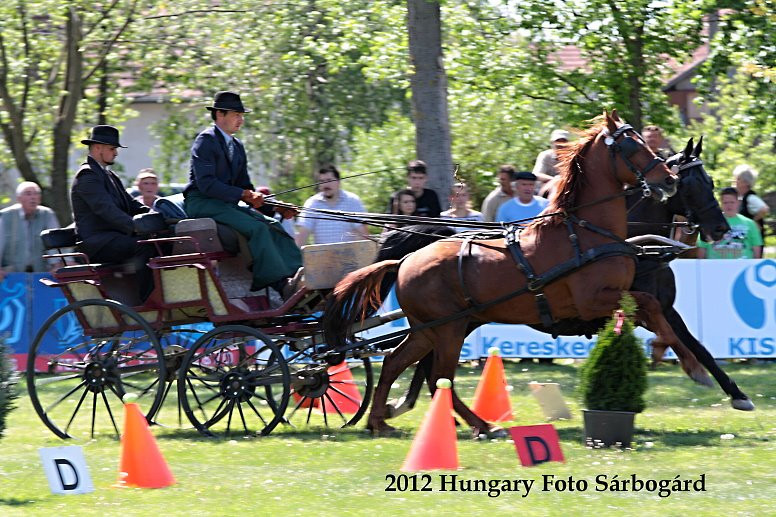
117,395,175,488
471,347,513,422
401,378,459,471
320,361,362,414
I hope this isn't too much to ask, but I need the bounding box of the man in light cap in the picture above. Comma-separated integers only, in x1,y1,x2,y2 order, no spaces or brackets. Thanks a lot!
532,129,569,185
71,125,156,300
184,91,302,296
134,168,160,208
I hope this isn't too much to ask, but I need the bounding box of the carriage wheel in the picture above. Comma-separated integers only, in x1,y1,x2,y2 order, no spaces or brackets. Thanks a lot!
178,325,290,437
27,299,165,440
281,346,373,430
147,328,205,428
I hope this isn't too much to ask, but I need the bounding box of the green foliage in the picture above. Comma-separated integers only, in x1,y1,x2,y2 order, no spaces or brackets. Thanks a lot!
686,72,776,195
579,294,647,413
697,2,776,134
507,0,706,131
0,337,19,440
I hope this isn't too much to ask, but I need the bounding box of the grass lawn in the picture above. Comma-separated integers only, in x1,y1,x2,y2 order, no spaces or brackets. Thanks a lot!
1,361,775,516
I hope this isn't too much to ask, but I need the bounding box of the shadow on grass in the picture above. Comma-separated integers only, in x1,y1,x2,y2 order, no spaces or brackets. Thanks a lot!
0,497,35,507
154,425,387,442
557,425,762,448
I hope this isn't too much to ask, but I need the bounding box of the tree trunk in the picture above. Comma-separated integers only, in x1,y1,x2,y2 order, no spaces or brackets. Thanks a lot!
50,8,84,225
628,26,645,132
407,0,453,209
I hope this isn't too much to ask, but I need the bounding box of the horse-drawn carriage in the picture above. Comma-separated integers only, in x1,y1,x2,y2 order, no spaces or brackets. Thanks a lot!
27,112,753,441
26,208,404,440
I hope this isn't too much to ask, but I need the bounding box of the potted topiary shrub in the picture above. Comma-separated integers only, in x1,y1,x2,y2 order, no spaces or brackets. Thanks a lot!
0,336,20,440
579,294,647,448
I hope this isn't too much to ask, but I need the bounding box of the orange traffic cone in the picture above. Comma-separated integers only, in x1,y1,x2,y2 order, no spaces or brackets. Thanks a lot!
401,378,459,471
471,347,513,422
320,362,362,414
117,395,175,488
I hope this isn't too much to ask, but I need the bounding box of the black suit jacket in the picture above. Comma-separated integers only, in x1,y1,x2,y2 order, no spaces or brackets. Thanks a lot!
185,125,252,202
71,156,149,256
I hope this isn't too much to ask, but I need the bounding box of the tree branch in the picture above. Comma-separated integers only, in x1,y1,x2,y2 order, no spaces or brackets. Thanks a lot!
83,0,121,35
17,0,31,114
144,9,247,20
83,0,140,83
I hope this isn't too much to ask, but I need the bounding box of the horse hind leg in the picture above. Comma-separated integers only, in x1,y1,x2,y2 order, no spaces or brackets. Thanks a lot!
368,332,434,435
421,323,505,438
629,291,713,387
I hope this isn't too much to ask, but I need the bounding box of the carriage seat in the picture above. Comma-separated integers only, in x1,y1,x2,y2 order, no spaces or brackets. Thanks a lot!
133,199,240,256
40,227,138,275
41,226,78,249
172,218,240,255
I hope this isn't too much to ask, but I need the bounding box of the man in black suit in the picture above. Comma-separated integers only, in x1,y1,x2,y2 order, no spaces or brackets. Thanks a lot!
71,125,156,301
184,91,302,295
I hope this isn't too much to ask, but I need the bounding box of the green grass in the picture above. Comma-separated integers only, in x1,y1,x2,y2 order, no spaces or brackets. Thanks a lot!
2,361,775,516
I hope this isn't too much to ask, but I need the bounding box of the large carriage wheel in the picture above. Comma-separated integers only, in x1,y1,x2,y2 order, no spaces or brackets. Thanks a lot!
27,299,166,440
177,325,290,437
281,343,373,430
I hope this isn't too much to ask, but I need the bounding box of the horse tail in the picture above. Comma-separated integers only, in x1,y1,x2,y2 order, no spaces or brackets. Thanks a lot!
322,260,401,350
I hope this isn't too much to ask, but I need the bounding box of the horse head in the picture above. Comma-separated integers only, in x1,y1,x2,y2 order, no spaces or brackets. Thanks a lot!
603,110,677,202
666,136,730,242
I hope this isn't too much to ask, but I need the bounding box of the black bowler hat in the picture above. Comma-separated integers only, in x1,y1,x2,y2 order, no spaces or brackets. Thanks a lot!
512,171,537,181
206,91,251,113
81,125,126,147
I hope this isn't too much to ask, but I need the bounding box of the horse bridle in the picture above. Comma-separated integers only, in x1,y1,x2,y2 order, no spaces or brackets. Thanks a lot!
604,124,668,200
674,157,720,233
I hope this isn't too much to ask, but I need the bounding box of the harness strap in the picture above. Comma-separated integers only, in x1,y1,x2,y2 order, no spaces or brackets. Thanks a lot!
504,226,555,328
457,238,477,306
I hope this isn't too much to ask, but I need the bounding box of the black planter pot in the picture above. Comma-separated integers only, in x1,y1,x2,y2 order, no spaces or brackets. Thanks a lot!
582,409,635,448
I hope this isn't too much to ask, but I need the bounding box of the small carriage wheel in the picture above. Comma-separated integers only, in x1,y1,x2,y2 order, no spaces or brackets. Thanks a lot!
177,325,290,437
147,328,205,428
280,346,373,430
27,299,166,440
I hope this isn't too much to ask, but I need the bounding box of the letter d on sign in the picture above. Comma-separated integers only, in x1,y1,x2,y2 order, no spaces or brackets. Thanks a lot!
509,424,565,467
39,446,94,495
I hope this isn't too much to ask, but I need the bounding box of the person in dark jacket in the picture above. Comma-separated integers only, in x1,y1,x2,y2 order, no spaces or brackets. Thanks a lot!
183,91,302,295
70,125,157,301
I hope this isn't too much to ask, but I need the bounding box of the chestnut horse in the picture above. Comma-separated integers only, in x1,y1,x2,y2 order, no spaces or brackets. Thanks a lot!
324,112,706,435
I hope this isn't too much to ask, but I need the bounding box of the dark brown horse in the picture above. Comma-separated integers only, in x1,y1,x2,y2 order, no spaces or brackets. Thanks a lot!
324,112,706,435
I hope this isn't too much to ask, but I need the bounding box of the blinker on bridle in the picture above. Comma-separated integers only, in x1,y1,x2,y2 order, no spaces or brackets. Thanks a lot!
604,124,667,200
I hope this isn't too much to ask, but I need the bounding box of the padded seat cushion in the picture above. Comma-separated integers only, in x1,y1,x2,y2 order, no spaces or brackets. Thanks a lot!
41,227,78,249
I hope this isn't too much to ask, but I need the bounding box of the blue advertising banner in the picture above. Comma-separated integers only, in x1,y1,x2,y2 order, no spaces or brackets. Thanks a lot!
3,259,775,370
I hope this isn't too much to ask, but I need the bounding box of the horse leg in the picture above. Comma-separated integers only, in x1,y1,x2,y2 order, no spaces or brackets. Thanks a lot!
385,353,431,419
663,306,753,410
629,291,712,387
421,324,503,438
368,333,434,435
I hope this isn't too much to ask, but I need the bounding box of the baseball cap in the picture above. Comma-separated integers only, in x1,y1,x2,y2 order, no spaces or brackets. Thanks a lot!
550,129,570,142
512,171,537,181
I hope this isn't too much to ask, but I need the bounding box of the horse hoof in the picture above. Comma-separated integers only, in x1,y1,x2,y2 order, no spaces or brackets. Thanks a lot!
731,398,755,411
368,423,402,437
472,426,508,439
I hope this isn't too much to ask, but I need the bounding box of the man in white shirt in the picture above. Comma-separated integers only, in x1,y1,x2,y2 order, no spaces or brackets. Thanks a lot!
296,165,370,245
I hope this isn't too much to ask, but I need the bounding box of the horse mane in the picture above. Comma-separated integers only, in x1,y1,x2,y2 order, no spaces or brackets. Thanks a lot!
539,116,607,226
